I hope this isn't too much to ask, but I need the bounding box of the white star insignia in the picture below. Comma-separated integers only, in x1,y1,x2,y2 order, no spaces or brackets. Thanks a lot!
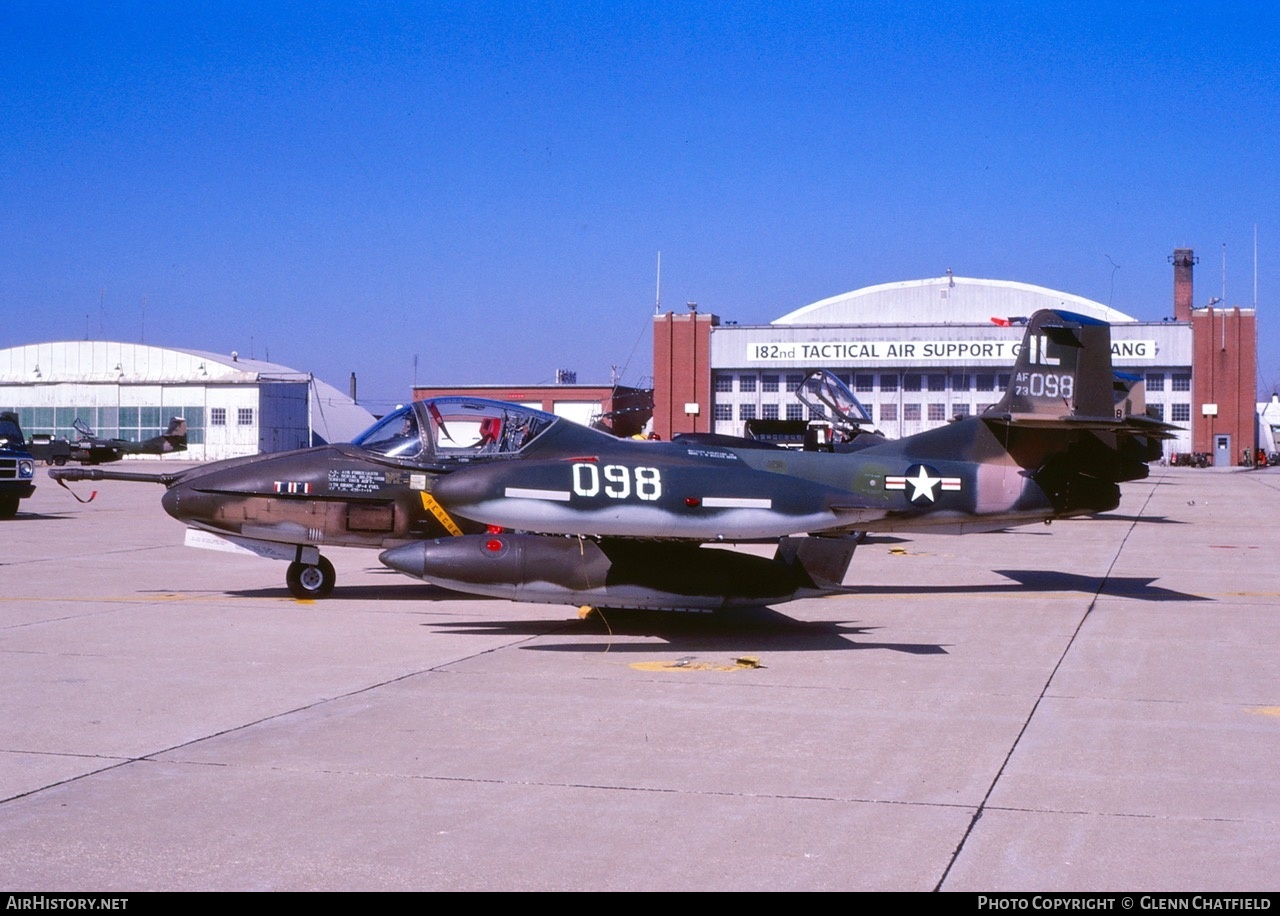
905,466,940,502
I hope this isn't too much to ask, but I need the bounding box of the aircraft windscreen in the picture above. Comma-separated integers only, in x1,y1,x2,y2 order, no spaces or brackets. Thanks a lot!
351,405,425,459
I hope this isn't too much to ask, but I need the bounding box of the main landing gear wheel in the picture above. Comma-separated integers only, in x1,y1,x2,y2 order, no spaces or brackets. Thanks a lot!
286,556,336,599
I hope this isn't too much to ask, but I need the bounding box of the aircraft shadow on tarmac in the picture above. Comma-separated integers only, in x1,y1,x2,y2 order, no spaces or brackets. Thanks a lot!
859,569,1205,603
424,606,949,655
6,511,76,521
418,567,1202,653
222,567,1202,656
1093,513,1183,525
225,581,494,602
223,581,945,653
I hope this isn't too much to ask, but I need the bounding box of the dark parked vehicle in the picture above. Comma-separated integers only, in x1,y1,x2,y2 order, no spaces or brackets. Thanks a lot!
0,411,37,518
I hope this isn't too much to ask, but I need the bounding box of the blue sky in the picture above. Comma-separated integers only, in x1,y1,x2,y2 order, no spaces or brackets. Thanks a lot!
4,1,1278,411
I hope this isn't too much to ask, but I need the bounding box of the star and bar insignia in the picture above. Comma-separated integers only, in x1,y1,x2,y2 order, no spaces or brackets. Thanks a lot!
885,465,962,504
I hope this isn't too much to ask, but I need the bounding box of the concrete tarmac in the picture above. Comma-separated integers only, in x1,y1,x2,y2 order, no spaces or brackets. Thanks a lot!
1,463,1278,891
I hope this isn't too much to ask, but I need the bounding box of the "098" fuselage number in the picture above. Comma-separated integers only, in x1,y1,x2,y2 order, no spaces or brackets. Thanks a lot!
572,463,662,501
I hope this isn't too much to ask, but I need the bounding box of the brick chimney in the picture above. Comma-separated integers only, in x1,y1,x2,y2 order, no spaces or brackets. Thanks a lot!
1171,247,1196,321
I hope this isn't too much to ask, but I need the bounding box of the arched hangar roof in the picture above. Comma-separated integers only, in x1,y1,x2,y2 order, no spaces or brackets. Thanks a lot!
0,340,374,444
772,276,1135,326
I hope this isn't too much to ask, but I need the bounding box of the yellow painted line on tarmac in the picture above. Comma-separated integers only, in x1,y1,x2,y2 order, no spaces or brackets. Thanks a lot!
2,592,302,604
2,593,195,603
630,657,763,673
1249,707,1280,718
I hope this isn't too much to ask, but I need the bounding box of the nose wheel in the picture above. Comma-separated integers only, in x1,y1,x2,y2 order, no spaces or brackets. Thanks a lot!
286,556,336,599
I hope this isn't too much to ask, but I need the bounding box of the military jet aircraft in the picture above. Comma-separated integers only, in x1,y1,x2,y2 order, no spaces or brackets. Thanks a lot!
52,309,1174,609
30,417,188,466
51,398,554,597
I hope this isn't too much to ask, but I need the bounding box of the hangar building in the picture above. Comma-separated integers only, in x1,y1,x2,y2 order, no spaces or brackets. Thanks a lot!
652,249,1257,466
0,341,374,461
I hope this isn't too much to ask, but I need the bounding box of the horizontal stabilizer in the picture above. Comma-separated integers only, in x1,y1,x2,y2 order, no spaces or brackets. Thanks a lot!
985,413,1181,440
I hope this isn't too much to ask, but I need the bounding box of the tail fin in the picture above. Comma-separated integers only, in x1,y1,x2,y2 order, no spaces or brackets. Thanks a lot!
986,309,1114,423
135,417,189,455
163,417,189,452
983,310,1179,506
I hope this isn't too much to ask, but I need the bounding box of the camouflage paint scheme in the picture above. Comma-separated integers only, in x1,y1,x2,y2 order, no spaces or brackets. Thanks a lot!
30,417,188,466
52,309,1175,609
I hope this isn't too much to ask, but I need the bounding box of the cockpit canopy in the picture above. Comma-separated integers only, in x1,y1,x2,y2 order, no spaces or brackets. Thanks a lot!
797,370,875,430
351,398,558,464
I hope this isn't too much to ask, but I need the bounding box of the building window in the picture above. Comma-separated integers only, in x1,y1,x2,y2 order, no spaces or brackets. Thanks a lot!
904,404,921,421
237,408,254,426
739,375,757,393
880,374,898,392
1171,404,1191,423
854,374,874,392
978,403,995,414
785,374,803,392
739,404,756,421
997,373,1011,390
976,374,995,392
952,403,971,419
210,408,227,427
953,374,970,391
1172,374,1191,392
903,374,921,392
928,403,946,421
880,403,898,422
928,374,946,392
761,375,779,393
714,375,733,393
761,404,779,420
1146,373,1165,391
713,404,732,421
786,404,804,421
1148,403,1165,421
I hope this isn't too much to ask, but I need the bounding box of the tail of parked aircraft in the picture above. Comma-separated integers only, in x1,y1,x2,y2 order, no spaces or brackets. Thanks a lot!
982,309,1178,514
135,417,189,455
986,310,1115,423
163,416,189,452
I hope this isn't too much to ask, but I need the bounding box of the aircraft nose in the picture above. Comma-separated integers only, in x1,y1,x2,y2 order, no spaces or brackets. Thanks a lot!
160,482,184,521
161,478,215,524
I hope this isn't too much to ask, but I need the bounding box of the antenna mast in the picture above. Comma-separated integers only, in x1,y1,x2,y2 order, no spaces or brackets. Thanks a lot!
1221,242,1226,304
654,251,662,315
